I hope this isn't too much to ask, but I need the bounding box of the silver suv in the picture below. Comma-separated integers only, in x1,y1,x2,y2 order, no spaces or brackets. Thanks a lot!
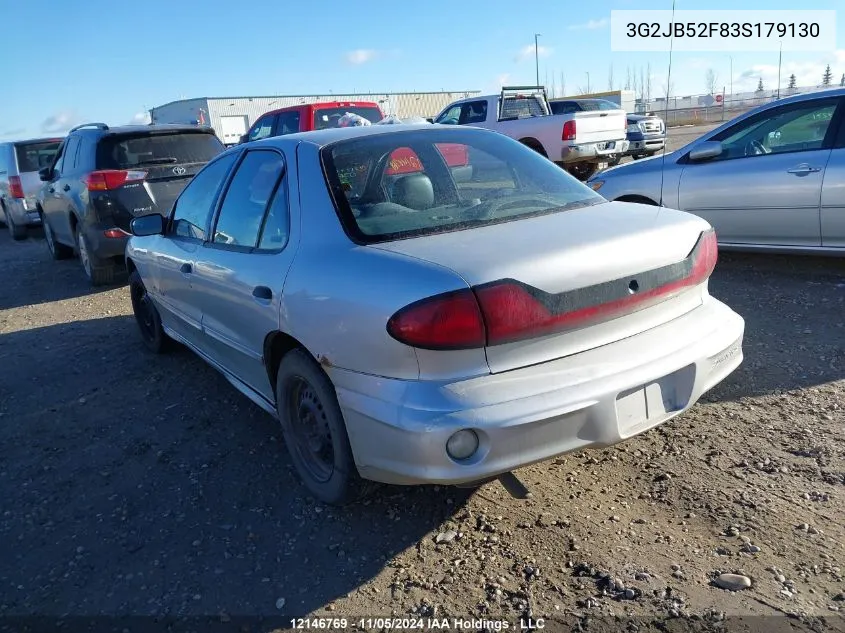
0,138,63,239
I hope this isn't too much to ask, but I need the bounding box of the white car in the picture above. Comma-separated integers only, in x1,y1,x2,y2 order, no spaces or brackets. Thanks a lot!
126,124,745,504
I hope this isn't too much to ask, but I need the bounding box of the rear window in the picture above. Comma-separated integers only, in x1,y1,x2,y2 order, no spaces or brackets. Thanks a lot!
313,107,383,130
322,129,604,243
14,141,62,172
500,97,546,119
575,100,620,111
96,132,224,170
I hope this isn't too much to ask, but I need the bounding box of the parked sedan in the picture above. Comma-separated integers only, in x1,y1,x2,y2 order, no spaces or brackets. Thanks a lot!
588,88,845,253
126,124,745,504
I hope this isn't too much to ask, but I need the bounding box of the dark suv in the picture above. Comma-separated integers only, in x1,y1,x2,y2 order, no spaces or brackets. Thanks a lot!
37,123,224,285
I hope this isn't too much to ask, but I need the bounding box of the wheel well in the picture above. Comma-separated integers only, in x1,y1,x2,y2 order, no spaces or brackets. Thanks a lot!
126,258,137,275
616,194,659,206
68,211,79,234
519,138,547,157
264,331,308,391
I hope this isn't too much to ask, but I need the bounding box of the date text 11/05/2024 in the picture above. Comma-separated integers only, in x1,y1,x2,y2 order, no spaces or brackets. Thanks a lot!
625,21,820,39
289,617,548,630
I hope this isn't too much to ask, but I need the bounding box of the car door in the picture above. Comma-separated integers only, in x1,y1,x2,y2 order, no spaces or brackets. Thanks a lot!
191,148,298,400
820,116,845,248
40,138,70,242
677,96,842,247
150,151,239,348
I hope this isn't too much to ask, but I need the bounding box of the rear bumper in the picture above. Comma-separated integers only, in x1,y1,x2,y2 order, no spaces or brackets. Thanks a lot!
561,139,630,163
331,297,745,485
86,225,130,260
4,199,41,226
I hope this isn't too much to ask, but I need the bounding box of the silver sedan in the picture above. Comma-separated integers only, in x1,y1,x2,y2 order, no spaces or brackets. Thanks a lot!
126,124,745,504
588,88,845,255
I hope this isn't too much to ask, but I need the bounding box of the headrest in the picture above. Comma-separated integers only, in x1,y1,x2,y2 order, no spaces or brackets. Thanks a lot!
392,173,434,210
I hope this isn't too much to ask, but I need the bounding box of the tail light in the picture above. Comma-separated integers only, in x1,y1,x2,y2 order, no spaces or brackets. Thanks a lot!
85,170,147,191
387,230,718,350
8,176,24,199
562,120,576,141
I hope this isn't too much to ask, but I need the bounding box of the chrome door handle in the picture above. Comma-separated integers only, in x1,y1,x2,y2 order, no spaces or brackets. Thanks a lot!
787,164,821,175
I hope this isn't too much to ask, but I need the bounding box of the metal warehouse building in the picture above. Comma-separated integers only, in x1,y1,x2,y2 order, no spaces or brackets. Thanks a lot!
149,91,481,145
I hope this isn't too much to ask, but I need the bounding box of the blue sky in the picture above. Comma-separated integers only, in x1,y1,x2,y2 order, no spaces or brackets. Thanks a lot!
1,0,842,139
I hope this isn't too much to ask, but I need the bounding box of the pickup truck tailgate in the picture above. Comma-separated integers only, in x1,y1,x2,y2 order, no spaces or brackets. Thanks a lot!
573,110,626,144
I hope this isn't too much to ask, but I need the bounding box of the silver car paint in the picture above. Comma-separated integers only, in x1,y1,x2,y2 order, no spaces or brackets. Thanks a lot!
590,88,845,254
127,125,745,485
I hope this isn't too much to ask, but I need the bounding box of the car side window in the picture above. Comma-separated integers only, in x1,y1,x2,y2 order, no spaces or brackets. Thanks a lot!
275,112,301,136
52,141,67,177
435,105,461,125
257,174,290,250
212,150,285,248
249,115,276,142
61,137,80,174
170,152,238,240
712,99,839,160
459,101,488,124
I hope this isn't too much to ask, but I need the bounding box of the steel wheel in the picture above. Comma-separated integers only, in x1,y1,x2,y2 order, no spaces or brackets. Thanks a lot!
286,376,335,483
77,231,92,279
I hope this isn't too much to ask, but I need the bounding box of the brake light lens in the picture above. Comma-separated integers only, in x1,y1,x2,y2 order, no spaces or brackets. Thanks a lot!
8,176,24,199
386,230,718,350
85,170,147,191
386,289,485,350
562,120,576,141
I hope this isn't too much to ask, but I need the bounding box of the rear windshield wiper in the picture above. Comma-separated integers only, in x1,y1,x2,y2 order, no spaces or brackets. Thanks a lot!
133,157,179,166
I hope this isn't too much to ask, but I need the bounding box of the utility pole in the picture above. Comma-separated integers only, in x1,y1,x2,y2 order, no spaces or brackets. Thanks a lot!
729,56,733,99
534,34,541,86
776,41,783,99
586,72,591,93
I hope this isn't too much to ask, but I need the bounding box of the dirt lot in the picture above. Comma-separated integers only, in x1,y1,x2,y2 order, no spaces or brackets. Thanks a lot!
0,224,844,632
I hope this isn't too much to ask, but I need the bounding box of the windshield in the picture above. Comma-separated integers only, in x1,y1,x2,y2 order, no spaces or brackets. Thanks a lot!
14,140,62,172
96,132,224,169
321,128,605,243
313,107,383,131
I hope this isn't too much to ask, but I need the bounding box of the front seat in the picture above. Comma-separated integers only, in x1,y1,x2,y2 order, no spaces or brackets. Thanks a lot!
392,173,435,210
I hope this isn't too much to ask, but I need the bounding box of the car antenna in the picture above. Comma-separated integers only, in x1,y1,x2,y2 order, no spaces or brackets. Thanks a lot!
659,0,677,207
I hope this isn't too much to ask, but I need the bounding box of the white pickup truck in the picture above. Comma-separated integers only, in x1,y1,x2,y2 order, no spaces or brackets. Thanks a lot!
432,86,628,180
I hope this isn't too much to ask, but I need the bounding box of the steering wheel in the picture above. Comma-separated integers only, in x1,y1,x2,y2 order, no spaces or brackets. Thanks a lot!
471,196,554,219
746,139,769,156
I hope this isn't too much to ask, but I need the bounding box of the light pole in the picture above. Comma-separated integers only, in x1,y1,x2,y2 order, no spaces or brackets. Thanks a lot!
777,41,783,99
586,72,591,93
729,56,733,98
534,34,541,86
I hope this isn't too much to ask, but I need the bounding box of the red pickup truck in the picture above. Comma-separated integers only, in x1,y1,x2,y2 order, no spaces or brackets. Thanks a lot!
241,101,385,143
242,101,470,177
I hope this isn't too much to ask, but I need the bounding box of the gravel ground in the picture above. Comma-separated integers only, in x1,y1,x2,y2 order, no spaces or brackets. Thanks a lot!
0,223,843,632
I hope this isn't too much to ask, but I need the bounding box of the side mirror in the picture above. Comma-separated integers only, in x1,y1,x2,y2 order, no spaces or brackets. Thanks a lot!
688,141,724,162
130,213,165,237
425,117,434,124
239,134,249,144
38,167,52,181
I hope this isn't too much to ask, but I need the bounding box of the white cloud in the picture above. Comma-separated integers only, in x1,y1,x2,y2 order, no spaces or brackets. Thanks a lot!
568,18,609,31
345,49,379,65
736,49,845,90
41,111,82,134
129,111,151,125
515,44,552,63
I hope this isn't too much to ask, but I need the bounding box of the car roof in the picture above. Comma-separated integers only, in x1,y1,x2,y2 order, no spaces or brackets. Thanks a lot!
72,124,215,136
9,136,64,145
248,123,490,149
261,101,382,117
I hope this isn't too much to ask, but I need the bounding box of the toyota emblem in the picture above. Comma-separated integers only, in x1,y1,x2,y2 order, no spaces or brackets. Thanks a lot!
172,166,186,176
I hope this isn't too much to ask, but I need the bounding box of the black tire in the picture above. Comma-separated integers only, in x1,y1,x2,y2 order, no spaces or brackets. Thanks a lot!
75,227,115,286
607,155,621,167
519,139,547,158
42,214,74,260
275,349,374,505
6,212,27,241
129,270,171,354
566,162,598,181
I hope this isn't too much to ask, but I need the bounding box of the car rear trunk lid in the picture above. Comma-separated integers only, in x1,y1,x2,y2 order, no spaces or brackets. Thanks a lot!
572,109,627,145
374,201,714,373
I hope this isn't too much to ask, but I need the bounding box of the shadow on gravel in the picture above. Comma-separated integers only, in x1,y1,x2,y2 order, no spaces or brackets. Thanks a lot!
0,230,125,310
705,251,845,402
0,316,473,620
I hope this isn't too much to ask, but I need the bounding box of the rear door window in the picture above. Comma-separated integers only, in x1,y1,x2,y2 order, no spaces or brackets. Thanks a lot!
97,133,224,170
14,140,63,173
211,150,285,248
